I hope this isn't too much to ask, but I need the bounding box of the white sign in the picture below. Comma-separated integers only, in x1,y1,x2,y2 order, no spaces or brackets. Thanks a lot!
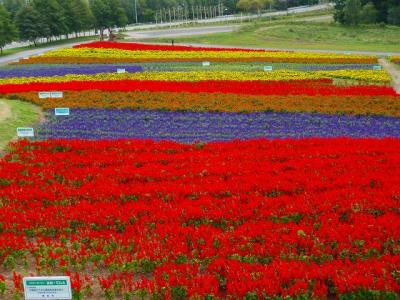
202,61,211,67
117,68,126,73
373,65,382,71
55,108,70,116
264,66,273,71
17,128,34,137
38,92,51,99
23,276,72,300
51,91,64,98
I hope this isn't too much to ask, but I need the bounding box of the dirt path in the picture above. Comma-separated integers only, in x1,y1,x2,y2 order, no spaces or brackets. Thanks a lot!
379,58,400,94
0,100,11,122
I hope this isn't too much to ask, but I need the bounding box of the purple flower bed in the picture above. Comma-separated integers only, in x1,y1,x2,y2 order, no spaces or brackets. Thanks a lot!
37,109,400,143
0,65,143,78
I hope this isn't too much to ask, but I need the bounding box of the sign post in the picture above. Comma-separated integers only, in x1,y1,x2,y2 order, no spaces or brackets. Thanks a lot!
17,128,34,137
50,92,64,98
23,276,72,300
55,108,70,116
38,92,51,99
202,61,210,67
264,66,273,71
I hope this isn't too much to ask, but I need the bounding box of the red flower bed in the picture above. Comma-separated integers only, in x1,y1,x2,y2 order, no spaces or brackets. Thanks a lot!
0,138,399,298
0,79,396,96
74,41,273,52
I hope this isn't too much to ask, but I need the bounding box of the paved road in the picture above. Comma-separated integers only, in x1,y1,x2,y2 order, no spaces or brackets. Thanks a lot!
126,25,241,39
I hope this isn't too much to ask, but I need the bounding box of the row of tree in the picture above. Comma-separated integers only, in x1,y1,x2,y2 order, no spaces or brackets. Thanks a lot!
334,0,400,25
0,0,329,53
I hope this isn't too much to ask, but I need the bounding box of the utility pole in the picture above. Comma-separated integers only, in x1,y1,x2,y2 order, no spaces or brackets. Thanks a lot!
134,0,138,23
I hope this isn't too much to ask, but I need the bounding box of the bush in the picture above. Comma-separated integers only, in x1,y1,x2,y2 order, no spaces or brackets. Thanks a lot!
387,5,400,25
360,2,377,24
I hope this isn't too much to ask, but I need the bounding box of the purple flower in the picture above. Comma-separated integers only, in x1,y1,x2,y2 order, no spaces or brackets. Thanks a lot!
37,109,400,143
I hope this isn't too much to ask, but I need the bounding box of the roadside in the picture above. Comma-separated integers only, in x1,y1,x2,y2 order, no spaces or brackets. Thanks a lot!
0,40,96,66
0,100,42,155
144,21,400,54
379,59,400,94
125,3,333,31
125,14,333,40
0,36,96,65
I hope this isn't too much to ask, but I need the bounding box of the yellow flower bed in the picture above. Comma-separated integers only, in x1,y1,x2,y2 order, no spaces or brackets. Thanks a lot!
34,48,377,64
0,70,390,85
391,56,400,63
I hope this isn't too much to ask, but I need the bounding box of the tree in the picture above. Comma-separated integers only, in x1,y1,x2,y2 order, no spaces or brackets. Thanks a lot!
33,0,68,39
58,0,79,37
108,0,128,27
73,0,95,34
0,4,17,54
387,5,400,25
334,0,346,24
15,5,49,45
2,0,24,18
90,0,127,39
344,0,362,25
237,0,272,14
360,2,378,23
90,0,112,39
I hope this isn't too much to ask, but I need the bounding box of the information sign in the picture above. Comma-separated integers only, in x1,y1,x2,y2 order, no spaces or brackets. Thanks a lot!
55,108,70,116
17,128,34,137
23,276,72,300
50,92,64,98
264,66,273,71
38,92,51,99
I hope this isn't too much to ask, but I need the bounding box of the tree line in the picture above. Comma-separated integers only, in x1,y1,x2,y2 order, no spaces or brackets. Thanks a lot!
0,0,328,53
334,0,400,25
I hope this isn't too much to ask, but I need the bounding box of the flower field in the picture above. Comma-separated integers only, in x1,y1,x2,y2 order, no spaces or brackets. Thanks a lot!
0,42,399,299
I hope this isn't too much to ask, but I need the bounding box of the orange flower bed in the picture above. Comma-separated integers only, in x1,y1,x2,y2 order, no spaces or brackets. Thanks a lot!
13,90,400,117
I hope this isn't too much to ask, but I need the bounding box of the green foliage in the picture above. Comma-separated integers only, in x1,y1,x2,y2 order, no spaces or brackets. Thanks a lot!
89,0,127,31
33,0,68,37
2,0,24,18
237,0,272,13
334,0,346,24
360,2,378,24
344,0,362,25
0,4,17,53
15,5,49,44
387,5,400,25
335,0,400,25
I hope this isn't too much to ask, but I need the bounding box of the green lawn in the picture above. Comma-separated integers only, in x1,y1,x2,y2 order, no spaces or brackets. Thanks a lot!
147,22,400,53
0,100,41,155
0,35,97,58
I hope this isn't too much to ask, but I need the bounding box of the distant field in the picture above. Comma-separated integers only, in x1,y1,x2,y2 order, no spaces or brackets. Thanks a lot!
147,22,400,53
